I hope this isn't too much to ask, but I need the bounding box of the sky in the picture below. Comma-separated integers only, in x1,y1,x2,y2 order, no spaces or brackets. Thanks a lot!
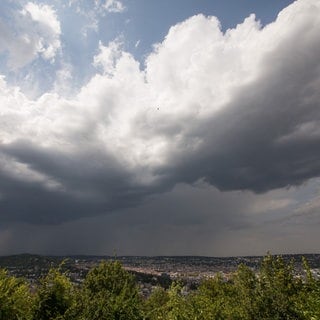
0,0,320,256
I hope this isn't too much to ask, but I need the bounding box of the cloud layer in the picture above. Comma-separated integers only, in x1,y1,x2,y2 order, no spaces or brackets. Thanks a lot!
0,2,61,69
0,0,320,228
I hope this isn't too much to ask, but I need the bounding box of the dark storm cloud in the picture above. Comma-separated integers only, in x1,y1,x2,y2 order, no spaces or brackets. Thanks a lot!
0,183,257,255
0,140,155,224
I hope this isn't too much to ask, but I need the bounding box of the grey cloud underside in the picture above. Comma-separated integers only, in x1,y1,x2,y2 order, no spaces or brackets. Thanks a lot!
0,141,168,224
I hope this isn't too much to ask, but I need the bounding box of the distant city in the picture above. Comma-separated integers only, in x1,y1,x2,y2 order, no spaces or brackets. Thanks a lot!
1,253,320,296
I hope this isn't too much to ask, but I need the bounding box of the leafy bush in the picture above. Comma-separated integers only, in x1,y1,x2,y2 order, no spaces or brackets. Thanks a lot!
33,267,75,320
70,261,142,320
0,269,33,320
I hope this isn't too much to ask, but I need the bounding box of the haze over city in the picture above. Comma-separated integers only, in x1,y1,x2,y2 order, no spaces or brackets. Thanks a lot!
0,0,320,256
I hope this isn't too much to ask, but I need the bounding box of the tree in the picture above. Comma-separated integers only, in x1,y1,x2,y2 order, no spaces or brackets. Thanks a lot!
143,286,169,320
187,273,244,320
230,264,259,320
255,254,303,319
33,267,75,320
71,261,142,320
295,257,320,319
0,269,33,320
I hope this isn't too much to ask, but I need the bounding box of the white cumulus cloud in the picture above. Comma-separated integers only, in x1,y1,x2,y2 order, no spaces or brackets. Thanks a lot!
103,0,125,13
0,2,61,69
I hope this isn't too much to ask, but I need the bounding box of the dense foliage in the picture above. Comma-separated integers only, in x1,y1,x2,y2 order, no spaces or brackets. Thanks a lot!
0,255,320,319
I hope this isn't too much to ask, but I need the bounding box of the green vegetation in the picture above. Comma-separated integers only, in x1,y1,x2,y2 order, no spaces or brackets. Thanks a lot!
69,261,142,320
33,267,75,320
0,255,320,319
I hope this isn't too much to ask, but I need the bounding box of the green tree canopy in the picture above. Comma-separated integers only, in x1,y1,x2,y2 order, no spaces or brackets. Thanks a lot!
0,269,33,320
72,260,142,320
33,267,75,320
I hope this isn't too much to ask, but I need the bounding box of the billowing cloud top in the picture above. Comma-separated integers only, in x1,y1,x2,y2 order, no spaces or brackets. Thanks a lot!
0,0,320,225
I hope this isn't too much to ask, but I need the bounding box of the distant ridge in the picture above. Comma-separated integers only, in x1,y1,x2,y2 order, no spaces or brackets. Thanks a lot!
1,252,320,268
